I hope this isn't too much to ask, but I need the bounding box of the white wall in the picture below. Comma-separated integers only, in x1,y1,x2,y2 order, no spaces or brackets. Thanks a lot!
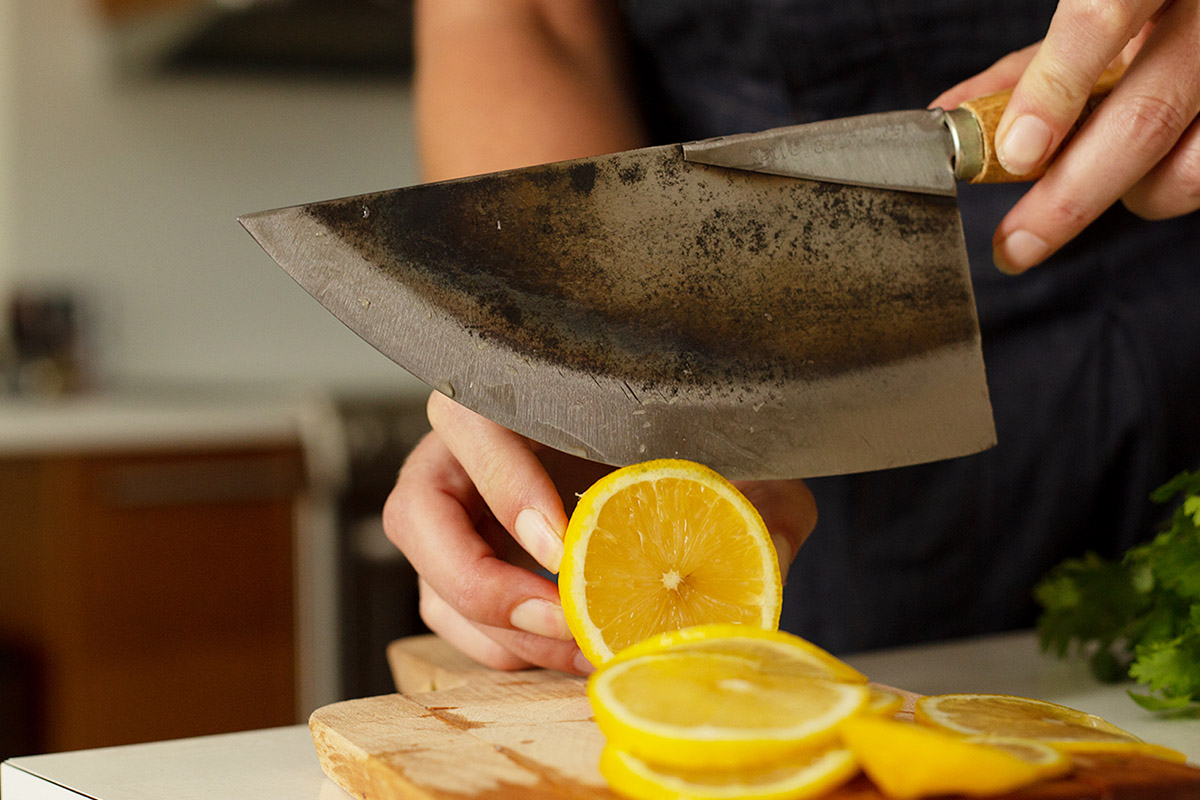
0,0,16,298
8,0,428,394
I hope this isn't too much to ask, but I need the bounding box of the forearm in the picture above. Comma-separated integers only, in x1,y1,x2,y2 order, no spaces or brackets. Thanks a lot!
413,0,649,181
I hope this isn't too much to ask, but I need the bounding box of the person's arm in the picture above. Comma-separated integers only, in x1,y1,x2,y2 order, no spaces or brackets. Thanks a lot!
413,0,649,181
390,0,651,674
387,1,815,673
932,0,1200,274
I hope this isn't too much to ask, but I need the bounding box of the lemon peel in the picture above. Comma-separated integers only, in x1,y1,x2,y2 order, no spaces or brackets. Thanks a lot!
599,744,859,800
609,624,867,683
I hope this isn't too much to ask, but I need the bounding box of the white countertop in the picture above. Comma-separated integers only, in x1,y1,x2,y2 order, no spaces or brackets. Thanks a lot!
0,387,331,456
1,726,337,800
3,631,1197,800
0,386,353,497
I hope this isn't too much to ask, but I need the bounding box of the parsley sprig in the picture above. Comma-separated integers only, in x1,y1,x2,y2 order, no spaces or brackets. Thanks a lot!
1034,470,1200,714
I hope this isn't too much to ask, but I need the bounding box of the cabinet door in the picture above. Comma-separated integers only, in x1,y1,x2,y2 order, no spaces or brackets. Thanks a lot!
1,446,303,752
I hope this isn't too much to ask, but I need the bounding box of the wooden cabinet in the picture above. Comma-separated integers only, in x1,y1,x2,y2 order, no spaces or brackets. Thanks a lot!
0,444,304,753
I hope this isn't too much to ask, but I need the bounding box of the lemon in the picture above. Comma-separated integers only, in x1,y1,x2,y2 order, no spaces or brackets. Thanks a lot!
559,459,781,665
599,744,859,800
916,693,1187,763
588,636,869,769
840,715,1070,799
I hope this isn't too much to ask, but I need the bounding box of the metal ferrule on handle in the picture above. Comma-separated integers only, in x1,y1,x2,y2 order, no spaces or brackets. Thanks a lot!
943,107,984,182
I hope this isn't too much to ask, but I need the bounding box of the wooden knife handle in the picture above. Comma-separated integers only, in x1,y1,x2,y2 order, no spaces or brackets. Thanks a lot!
956,65,1125,184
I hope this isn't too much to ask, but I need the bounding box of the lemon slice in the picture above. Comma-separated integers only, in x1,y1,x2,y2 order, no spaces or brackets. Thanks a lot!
915,693,1141,742
964,735,1076,765
915,693,1187,763
599,744,859,800
1048,740,1188,763
559,459,781,665
589,648,869,769
840,715,1070,799
611,624,868,683
865,688,905,716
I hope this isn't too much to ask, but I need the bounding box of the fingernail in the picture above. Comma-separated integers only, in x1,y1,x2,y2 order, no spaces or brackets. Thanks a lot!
514,507,564,574
573,650,596,675
771,534,792,582
510,598,572,640
994,229,1049,274
997,115,1053,175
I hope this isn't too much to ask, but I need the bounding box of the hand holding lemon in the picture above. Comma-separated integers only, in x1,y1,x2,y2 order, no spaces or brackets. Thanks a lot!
384,396,815,675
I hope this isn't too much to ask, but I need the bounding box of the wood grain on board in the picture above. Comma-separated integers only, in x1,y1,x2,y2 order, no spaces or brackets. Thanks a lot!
306,635,1200,800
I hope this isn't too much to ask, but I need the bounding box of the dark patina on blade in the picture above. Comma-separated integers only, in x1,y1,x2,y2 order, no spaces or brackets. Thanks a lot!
240,144,994,479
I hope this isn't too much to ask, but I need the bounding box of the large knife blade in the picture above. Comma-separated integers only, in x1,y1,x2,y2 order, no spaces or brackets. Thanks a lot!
240,89,1061,479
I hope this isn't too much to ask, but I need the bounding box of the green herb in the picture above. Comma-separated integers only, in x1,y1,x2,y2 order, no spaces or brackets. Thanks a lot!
1034,470,1200,714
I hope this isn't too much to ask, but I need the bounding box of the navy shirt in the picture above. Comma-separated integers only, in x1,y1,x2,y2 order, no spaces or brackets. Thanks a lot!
620,0,1200,652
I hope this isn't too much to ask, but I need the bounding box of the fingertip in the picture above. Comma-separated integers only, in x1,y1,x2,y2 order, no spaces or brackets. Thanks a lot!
770,533,793,583
930,79,985,112
572,650,596,676
996,114,1054,176
928,89,960,111
514,506,565,573
993,229,1050,274
930,82,985,112
509,597,573,640
992,254,1023,275
425,386,457,425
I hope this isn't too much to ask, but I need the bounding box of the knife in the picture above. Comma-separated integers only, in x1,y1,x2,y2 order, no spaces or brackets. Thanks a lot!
240,79,1115,480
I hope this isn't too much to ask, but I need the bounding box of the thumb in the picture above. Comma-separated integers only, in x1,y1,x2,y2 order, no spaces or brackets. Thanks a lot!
732,479,817,582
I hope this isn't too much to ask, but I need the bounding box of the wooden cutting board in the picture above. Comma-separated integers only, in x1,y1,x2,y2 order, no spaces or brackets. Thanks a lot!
309,635,1200,800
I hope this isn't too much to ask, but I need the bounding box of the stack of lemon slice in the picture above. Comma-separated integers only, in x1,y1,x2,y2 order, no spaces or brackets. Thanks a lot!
558,459,1186,799
584,625,1096,800
588,625,869,800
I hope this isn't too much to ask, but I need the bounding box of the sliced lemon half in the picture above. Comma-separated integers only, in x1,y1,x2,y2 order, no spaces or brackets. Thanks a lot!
559,459,781,665
599,744,859,800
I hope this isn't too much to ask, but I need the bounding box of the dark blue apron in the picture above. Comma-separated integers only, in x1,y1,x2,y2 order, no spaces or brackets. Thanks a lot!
620,0,1200,652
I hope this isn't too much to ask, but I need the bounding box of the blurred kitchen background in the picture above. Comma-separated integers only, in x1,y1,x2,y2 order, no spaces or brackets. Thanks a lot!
0,0,435,760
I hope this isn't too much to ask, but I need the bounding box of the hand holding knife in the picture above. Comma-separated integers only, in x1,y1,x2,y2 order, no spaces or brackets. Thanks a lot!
244,0,1200,675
